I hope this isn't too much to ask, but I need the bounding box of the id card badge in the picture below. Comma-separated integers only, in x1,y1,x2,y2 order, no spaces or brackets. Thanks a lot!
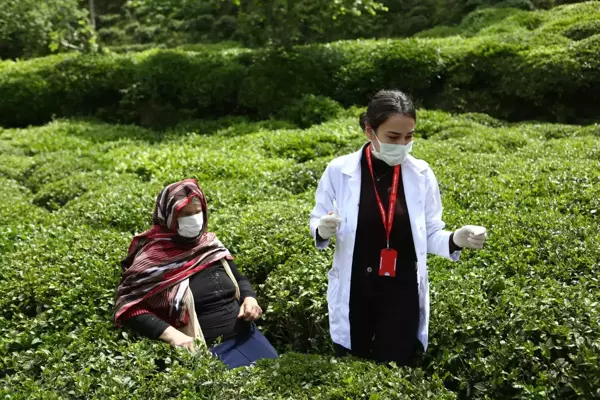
379,248,397,277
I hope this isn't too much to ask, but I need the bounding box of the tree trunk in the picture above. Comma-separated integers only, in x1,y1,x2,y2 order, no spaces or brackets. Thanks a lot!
89,0,96,29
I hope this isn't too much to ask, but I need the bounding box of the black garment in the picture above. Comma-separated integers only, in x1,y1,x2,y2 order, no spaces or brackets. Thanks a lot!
333,340,425,367
124,259,256,346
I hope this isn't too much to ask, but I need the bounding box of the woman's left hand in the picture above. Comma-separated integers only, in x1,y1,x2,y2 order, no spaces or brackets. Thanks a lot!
238,297,263,322
453,225,487,249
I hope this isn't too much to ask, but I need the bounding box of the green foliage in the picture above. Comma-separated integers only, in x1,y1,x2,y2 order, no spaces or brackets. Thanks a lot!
233,0,387,48
1,0,593,55
1,2,599,396
2,3,600,128
0,0,97,59
260,252,332,354
117,49,246,127
494,0,536,10
278,95,344,128
560,19,600,40
97,26,127,45
1,110,598,398
91,0,594,49
416,5,546,38
113,0,241,46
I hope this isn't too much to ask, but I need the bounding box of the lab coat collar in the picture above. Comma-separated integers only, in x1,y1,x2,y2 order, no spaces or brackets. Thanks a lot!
341,146,365,177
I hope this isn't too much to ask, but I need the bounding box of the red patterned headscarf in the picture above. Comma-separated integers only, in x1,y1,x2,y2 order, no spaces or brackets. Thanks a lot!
113,178,231,328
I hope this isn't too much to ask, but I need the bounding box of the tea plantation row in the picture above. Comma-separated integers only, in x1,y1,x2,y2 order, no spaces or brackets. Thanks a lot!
1,2,599,129
1,109,598,398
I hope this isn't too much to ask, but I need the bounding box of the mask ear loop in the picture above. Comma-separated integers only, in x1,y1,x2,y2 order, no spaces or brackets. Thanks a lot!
366,124,380,150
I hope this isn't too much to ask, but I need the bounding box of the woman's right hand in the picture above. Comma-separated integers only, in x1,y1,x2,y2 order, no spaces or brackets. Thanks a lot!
159,326,195,352
318,212,342,240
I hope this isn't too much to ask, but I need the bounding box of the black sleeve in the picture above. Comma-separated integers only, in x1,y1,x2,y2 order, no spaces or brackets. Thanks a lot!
449,232,463,254
123,313,171,340
227,259,257,302
316,228,326,242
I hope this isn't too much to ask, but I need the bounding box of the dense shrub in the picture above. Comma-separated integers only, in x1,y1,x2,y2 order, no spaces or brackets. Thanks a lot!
260,252,332,354
1,110,598,398
562,19,600,40
1,2,599,128
117,50,246,126
32,171,107,211
277,95,344,128
494,0,536,10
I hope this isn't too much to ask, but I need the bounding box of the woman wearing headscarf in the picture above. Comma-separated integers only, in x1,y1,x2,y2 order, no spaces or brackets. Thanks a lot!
310,90,487,366
114,178,278,369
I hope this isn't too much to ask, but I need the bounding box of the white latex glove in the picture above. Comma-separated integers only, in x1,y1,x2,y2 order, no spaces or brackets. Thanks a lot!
317,206,342,240
453,225,487,249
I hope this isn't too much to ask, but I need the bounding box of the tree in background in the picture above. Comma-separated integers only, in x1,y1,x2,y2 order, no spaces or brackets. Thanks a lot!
0,0,96,59
104,0,239,45
83,0,126,16
2,0,590,57
116,0,385,47
98,0,577,49
232,0,387,47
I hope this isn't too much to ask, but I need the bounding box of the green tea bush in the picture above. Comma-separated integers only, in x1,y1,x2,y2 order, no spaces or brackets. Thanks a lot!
1,2,599,128
23,152,105,192
32,171,107,211
210,195,330,285
562,19,600,40
1,109,599,398
417,7,545,38
270,158,330,195
117,50,246,127
260,253,332,353
56,177,162,233
259,120,362,162
495,0,536,10
277,95,344,128
236,46,344,119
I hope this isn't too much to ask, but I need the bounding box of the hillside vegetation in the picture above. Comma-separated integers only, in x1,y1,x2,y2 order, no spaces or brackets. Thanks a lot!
1,3,599,129
1,110,599,398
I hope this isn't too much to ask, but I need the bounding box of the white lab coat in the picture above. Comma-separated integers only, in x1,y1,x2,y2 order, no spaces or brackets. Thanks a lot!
309,146,461,351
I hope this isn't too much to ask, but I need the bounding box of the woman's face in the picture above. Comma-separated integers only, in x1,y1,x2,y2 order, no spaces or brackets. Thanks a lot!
365,114,415,152
178,202,202,218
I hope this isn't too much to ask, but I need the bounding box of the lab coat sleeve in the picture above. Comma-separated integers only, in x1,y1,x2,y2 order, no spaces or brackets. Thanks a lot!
424,167,461,261
309,163,335,249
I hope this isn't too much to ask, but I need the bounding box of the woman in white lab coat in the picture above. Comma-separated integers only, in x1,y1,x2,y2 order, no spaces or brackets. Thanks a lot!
310,90,487,365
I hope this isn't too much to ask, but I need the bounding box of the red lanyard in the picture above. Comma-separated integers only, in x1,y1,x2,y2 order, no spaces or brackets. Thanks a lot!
365,144,400,249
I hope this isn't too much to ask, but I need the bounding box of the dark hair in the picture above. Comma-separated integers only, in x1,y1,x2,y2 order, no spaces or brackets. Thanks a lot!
359,90,416,132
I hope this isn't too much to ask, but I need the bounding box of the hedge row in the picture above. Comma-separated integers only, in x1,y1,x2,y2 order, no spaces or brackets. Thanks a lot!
1,2,599,128
1,109,599,398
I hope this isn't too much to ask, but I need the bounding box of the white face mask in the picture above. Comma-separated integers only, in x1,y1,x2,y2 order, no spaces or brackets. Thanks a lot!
177,212,204,238
371,134,413,166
